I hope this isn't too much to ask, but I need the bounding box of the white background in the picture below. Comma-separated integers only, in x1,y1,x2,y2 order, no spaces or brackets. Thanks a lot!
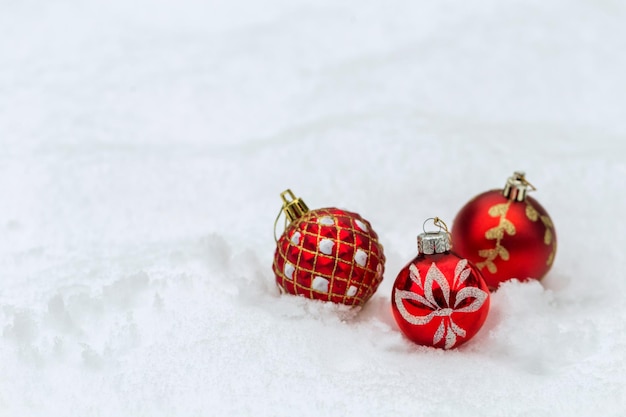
1,1,625,415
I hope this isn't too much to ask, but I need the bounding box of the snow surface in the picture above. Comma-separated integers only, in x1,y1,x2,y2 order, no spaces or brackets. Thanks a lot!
1,0,626,416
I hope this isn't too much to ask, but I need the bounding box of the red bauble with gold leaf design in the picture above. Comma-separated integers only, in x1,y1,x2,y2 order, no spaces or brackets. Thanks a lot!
273,191,385,307
451,172,557,290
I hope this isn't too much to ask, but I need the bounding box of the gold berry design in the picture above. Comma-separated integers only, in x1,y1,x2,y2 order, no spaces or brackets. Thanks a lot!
524,202,556,266
476,201,514,273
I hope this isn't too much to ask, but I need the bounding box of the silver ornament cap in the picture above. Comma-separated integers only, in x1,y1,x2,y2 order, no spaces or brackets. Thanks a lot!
418,217,452,255
417,231,452,255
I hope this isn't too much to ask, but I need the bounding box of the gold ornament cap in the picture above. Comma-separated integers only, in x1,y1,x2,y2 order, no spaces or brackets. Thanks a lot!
280,189,309,223
502,171,536,202
418,217,452,255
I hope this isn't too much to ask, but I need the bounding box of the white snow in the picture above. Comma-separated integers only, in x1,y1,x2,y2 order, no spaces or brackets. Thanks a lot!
1,0,626,416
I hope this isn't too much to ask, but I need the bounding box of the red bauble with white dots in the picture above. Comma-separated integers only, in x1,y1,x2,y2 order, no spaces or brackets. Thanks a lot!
273,205,385,307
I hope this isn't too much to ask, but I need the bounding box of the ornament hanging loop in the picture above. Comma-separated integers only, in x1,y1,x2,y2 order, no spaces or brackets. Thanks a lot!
273,189,310,242
518,172,537,192
423,217,450,235
273,206,286,243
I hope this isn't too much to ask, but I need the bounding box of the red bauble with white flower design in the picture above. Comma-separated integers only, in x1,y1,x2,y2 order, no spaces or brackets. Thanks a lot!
273,190,385,307
451,172,557,290
392,222,490,349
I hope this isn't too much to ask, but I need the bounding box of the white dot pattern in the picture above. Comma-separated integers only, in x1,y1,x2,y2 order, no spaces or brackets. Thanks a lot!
319,216,335,226
318,238,334,255
354,249,368,267
284,263,295,280
355,219,368,232
347,286,358,297
312,276,329,293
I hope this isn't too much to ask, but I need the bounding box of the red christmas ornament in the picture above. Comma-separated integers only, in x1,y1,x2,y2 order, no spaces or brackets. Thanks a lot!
273,190,385,307
391,218,490,349
451,172,557,290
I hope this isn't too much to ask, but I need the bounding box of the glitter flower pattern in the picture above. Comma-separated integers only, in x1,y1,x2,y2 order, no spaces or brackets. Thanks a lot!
393,259,489,349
